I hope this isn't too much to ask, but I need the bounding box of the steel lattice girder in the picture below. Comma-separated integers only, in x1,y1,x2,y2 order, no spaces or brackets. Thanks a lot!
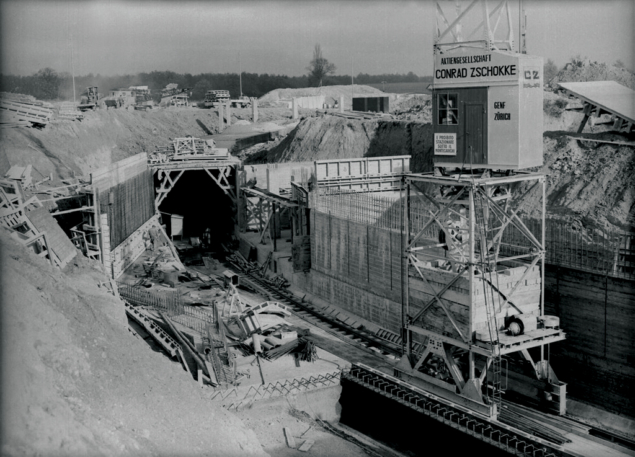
153,165,237,209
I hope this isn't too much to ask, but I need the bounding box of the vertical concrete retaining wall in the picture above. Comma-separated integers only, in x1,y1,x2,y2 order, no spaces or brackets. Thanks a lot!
294,268,403,333
90,153,156,278
545,265,635,418
308,210,403,332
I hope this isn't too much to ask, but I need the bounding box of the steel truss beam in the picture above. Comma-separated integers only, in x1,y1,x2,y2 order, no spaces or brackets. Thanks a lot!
155,170,184,207
154,166,237,209
435,0,515,53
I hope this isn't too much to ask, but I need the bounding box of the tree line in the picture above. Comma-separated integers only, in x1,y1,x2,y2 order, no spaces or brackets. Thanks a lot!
0,68,433,101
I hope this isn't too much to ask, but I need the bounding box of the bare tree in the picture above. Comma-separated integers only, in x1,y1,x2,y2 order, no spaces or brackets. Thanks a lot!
307,44,336,87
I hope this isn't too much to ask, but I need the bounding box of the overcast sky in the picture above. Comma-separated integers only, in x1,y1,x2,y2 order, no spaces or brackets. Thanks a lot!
1,0,633,77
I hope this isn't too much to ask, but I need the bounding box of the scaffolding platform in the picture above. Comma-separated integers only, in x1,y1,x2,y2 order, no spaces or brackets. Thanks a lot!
558,81,635,133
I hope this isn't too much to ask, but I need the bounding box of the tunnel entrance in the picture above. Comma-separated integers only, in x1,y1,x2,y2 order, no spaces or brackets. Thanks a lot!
156,169,235,251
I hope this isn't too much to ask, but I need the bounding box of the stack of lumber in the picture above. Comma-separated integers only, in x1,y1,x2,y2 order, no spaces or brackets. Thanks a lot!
331,111,391,121
5,165,33,188
57,102,84,121
0,92,53,127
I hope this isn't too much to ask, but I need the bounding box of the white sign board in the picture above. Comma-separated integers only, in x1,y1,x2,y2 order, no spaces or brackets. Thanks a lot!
434,133,457,156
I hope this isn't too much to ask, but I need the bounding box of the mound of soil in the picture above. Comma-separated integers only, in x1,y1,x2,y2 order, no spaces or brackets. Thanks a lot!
541,132,635,232
549,59,635,90
0,108,221,182
0,229,268,456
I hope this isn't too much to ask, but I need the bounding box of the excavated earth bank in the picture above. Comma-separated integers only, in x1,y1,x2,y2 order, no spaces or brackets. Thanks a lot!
0,232,268,457
247,93,634,233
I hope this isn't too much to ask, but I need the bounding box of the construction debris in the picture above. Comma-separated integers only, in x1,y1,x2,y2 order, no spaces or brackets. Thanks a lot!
57,102,84,121
5,165,32,188
297,439,315,452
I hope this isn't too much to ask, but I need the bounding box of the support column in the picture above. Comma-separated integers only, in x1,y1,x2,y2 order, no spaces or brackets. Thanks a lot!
218,104,224,132
226,101,232,127
252,99,258,123
272,203,277,252
339,96,345,113
292,98,298,120
402,179,411,358
468,186,476,379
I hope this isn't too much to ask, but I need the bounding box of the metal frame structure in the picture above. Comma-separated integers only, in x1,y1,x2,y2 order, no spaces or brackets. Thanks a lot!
397,171,566,418
557,82,635,134
434,0,517,54
151,160,238,209
314,156,410,195
240,186,298,249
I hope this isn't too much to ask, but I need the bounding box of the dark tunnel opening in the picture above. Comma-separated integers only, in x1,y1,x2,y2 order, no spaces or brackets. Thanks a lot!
156,169,235,251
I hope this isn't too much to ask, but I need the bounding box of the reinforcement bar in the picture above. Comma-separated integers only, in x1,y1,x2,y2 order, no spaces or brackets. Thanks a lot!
343,363,570,457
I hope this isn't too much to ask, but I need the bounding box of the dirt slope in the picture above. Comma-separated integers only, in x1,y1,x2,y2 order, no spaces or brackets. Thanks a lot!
0,108,223,182
0,230,268,457
549,59,635,90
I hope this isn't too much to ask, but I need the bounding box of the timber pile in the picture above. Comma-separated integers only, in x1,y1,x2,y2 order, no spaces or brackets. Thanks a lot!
0,92,53,128
331,111,391,121
57,102,84,121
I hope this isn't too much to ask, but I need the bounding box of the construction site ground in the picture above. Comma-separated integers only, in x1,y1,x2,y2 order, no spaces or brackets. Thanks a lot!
1,77,634,456
114,235,409,456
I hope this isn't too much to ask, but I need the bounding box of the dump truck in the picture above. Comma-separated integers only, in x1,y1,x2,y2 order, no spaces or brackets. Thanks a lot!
131,87,155,111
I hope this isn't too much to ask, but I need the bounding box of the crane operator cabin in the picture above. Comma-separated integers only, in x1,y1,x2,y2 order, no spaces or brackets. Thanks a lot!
432,49,543,170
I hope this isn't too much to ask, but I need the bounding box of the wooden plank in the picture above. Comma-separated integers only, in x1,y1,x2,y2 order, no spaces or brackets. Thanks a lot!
26,206,77,267
283,428,296,449
297,439,314,452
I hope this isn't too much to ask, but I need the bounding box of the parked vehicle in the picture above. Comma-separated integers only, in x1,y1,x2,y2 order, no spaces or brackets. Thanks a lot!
170,94,189,107
204,90,230,108
230,96,252,108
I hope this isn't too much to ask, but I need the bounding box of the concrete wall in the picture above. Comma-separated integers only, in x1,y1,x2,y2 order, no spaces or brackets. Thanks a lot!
310,210,402,331
294,267,403,334
545,265,635,418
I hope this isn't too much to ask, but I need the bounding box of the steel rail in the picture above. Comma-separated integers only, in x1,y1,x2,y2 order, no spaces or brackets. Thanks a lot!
229,260,418,358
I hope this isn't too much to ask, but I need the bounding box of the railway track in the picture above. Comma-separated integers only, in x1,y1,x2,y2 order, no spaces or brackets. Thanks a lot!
228,256,422,359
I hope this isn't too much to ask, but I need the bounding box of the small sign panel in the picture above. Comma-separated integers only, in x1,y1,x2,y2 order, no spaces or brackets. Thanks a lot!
522,66,541,89
434,133,457,156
